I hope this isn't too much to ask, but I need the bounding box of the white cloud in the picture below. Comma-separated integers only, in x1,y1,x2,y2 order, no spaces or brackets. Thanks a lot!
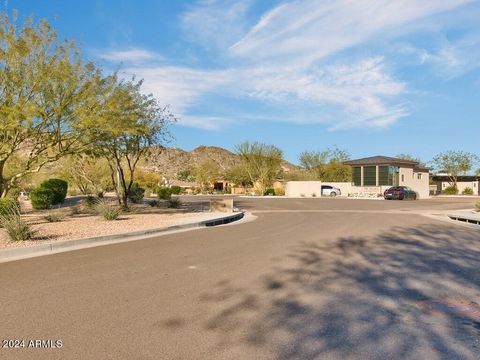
230,0,472,64
99,48,161,63
181,0,252,50
101,0,476,131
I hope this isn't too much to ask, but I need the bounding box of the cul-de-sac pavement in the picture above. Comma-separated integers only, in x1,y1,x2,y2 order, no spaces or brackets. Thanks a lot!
1,197,479,360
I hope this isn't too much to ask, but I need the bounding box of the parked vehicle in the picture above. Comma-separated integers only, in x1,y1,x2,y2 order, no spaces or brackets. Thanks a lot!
321,185,341,197
384,186,417,200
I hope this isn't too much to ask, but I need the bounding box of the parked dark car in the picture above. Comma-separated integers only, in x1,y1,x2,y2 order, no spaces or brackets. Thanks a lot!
384,186,417,200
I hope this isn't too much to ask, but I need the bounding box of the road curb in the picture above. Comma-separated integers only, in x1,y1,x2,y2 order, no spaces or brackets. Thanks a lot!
0,212,245,263
447,213,480,226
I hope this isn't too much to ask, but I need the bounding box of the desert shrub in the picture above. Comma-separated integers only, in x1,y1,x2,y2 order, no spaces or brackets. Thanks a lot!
275,188,285,196
264,188,275,196
156,186,172,200
40,178,68,205
44,212,63,222
147,199,160,207
443,186,458,195
70,206,81,215
97,191,104,198
128,183,145,203
311,193,317,197
170,186,181,195
0,198,20,216
68,189,79,196
30,187,55,210
84,195,99,208
475,201,480,212
0,206,33,241
300,193,305,197
96,200,120,220
462,187,473,195
168,198,181,209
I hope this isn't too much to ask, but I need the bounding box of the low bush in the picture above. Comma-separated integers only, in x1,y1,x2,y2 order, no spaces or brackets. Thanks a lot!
170,186,182,195
157,186,172,200
311,193,317,197
264,188,275,196
274,188,285,196
84,195,99,208
70,206,81,215
128,183,145,203
95,200,120,220
443,186,458,195
462,187,473,195
44,212,63,223
148,199,160,207
0,206,33,241
0,198,20,216
30,187,55,210
40,179,68,205
475,201,480,212
168,198,181,209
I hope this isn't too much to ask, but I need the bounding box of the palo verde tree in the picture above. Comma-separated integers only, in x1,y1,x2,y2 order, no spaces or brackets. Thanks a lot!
0,13,103,197
298,146,351,181
431,151,478,190
89,75,174,209
235,142,283,196
193,159,220,193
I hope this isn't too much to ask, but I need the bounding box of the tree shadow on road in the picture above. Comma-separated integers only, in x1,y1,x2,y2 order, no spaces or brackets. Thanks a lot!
199,224,480,359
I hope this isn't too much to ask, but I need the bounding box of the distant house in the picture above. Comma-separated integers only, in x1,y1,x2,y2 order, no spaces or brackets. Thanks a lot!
344,156,430,198
431,173,480,195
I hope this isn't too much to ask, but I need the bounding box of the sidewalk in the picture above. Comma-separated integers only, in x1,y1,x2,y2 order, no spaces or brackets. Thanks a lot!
0,211,244,263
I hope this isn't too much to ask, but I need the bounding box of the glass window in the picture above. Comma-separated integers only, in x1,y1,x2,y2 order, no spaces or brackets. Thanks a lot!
401,174,404,182
379,166,389,185
388,166,399,186
364,166,376,186
352,167,361,186
417,173,422,180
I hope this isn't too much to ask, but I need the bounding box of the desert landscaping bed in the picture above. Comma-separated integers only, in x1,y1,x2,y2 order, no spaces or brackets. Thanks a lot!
0,211,207,249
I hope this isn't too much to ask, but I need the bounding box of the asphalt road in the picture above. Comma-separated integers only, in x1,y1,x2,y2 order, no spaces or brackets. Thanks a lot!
1,197,479,360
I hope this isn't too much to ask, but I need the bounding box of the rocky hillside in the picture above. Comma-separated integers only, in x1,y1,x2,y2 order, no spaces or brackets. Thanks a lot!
142,145,298,177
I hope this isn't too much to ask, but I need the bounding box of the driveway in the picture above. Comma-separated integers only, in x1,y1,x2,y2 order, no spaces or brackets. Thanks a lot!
1,197,479,359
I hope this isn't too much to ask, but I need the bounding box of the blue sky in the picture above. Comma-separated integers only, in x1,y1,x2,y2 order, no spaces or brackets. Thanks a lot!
8,0,480,164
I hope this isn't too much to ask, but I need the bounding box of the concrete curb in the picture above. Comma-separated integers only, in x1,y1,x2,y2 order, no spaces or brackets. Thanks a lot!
0,212,245,263
447,213,480,226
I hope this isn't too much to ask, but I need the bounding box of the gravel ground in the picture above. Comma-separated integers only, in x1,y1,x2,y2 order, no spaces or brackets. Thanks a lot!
0,210,206,249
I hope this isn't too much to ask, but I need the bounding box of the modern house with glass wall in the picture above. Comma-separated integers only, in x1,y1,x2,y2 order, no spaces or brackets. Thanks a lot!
344,156,430,198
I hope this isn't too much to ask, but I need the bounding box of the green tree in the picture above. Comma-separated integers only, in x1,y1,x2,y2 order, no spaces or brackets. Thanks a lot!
225,164,253,191
194,159,220,193
55,155,112,195
431,151,477,190
235,142,283,196
298,147,351,181
0,13,103,197
89,76,174,208
299,150,330,171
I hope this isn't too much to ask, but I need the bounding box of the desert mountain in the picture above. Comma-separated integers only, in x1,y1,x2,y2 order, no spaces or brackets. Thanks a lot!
142,146,299,178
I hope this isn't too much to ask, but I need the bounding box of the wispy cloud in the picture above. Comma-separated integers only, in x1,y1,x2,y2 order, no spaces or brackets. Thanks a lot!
100,0,476,131
230,0,472,64
180,0,252,50
98,48,161,63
